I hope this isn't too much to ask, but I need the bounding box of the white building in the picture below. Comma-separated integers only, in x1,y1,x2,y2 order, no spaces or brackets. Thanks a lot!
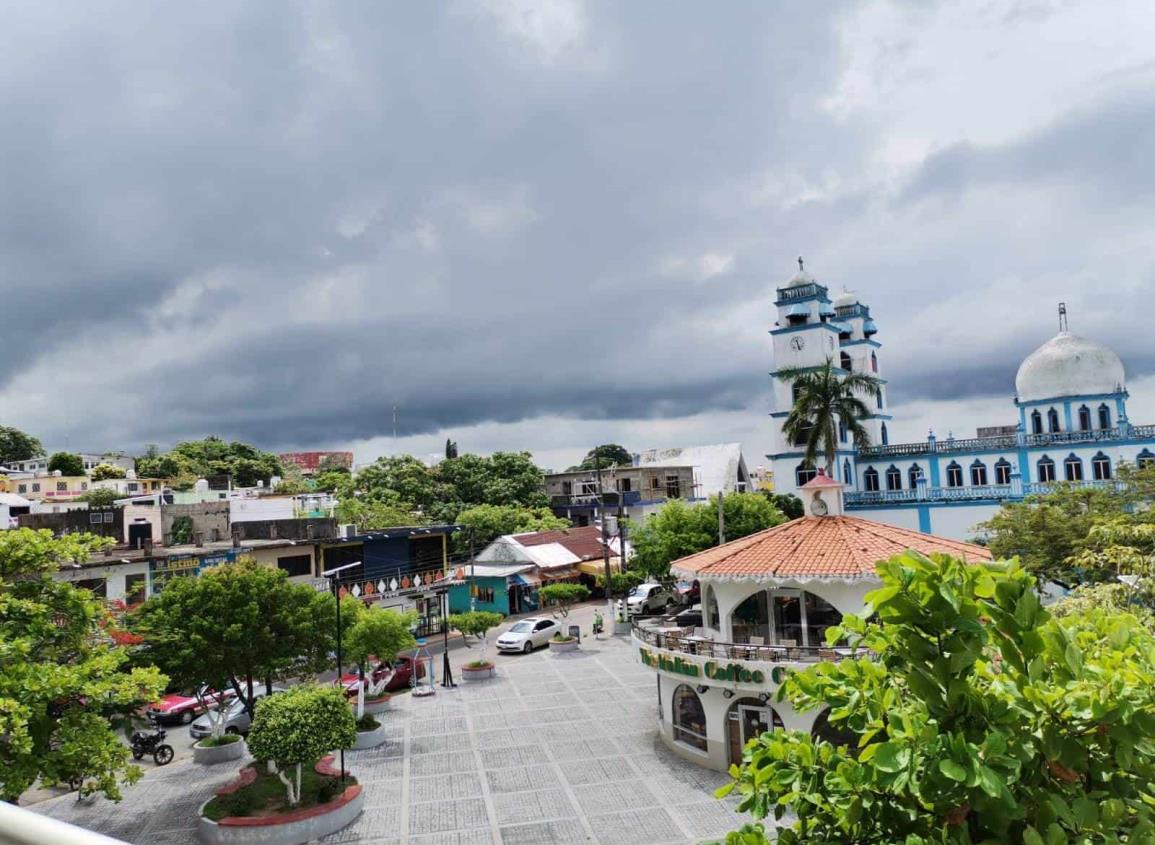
767,261,1155,539
634,473,991,772
3,452,134,475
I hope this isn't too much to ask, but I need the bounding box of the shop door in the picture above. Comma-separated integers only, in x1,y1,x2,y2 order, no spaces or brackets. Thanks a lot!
739,705,775,746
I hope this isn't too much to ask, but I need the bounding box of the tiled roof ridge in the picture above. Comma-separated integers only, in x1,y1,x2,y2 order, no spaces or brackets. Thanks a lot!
672,516,826,574
837,516,988,560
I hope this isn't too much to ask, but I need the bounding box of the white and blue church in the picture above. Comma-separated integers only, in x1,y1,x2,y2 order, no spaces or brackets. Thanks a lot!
767,260,1155,540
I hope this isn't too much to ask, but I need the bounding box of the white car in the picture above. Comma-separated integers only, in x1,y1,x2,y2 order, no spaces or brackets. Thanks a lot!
495,617,561,654
627,583,676,615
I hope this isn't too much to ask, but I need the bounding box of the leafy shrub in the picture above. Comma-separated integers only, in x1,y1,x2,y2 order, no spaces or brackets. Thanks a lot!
216,788,258,818
315,776,342,803
539,583,590,617
197,734,241,748
355,714,380,732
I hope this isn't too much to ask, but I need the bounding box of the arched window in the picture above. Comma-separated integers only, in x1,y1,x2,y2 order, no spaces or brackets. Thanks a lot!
1078,405,1092,431
1092,451,1112,481
870,351,878,373
1064,453,1083,482
1031,410,1043,435
909,464,923,488
994,458,1012,485
842,459,852,485
881,422,889,445
838,419,847,443
1099,404,1112,430
793,421,814,447
1138,449,1155,469
1047,408,1060,433
876,390,884,410
840,351,852,371
703,585,718,629
791,382,803,405
1037,455,1056,483
811,708,858,752
970,460,988,486
796,462,817,486
672,684,708,752
945,461,963,487
885,465,902,491
863,467,880,492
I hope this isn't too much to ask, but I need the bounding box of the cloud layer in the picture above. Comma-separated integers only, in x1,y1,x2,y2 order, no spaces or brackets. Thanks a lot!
4,1,1155,470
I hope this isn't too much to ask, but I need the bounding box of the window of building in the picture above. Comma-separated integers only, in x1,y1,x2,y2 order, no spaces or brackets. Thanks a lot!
838,419,847,443
125,573,147,607
665,476,682,499
80,482,87,490
103,511,114,523
619,478,632,493
842,459,852,485
89,512,103,525
793,421,814,447
1099,404,1112,430
970,461,988,487
56,481,66,492
1092,452,1112,481
1064,454,1084,482
651,476,661,489
885,465,901,491
127,482,139,492
561,480,572,495
276,554,313,578
469,584,496,604
1078,405,1092,431
32,483,40,493
876,390,884,410
1031,410,1043,435
672,685,708,752
945,462,963,487
18,484,27,494
704,585,718,629
840,351,852,371
864,467,880,492
1037,455,1056,483
795,463,817,486
74,578,107,599
881,422,888,445
791,382,803,405
870,351,878,373
1138,449,1155,469
909,464,923,488
994,458,1012,485
1047,408,1060,433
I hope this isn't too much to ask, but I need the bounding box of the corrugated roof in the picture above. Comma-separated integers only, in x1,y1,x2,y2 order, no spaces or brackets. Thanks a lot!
515,525,606,561
670,515,992,581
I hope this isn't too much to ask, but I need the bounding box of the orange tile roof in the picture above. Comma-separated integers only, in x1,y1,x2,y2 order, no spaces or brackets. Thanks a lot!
670,515,992,581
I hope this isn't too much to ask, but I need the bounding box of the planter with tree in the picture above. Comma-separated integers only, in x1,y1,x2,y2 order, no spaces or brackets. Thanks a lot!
448,610,504,679
197,685,360,845
540,583,590,653
548,630,580,653
344,607,417,718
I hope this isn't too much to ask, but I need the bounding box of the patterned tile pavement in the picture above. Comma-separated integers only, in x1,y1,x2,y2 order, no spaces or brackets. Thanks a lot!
32,632,753,844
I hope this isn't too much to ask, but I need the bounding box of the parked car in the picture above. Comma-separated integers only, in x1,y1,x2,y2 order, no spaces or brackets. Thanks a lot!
337,655,425,695
147,686,235,725
627,582,677,615
189,686,285,739
673,603,703,628
496,617,561,654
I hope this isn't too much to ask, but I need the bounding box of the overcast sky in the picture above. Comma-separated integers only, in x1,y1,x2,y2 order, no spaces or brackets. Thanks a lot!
3,0,1155,472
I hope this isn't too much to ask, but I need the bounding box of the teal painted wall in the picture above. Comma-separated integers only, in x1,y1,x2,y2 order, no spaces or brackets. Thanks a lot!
448,576,511,615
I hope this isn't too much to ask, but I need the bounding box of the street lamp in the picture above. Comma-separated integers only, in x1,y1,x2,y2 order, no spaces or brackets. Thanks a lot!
322,561,361,786
435,586,455,688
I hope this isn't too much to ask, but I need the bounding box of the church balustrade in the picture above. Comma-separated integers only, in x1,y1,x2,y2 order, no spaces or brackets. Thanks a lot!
845,484,1013,506
860,424,1147,460
1023,480,1123,496
1024,428,1121,447
776,283,824,303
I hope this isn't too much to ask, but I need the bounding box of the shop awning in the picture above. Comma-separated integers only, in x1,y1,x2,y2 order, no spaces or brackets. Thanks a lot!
510,571,541,587
577,558,623,577
539,566,581,581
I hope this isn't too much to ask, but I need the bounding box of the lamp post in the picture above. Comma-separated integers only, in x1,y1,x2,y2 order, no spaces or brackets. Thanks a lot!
437,587,455,687
322,561,361,787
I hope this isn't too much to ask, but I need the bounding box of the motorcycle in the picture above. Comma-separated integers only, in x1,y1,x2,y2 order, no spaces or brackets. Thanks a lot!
130,721,174,766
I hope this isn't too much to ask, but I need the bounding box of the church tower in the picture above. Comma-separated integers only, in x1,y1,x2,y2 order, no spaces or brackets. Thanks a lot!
767,259,891,499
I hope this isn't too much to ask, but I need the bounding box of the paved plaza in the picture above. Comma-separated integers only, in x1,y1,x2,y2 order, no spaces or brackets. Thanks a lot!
33,631,752,844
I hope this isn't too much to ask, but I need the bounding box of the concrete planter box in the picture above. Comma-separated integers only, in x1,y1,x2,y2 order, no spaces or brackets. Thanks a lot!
350,722,387,750
193,737,247,765
548,638,579,654
196,786,363,845
362,696,392,715
461,662,495,681
612,618,632,635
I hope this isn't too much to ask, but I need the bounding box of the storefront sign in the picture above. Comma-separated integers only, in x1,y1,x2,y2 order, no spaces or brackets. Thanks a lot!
638,646,789,686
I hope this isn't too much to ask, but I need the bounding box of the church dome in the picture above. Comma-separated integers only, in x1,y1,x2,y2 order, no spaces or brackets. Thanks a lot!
1015,332,1125,403
833,289,858,308
784,268,816,288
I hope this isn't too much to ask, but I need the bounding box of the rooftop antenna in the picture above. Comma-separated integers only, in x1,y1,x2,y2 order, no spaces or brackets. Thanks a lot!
1058,302,1068,333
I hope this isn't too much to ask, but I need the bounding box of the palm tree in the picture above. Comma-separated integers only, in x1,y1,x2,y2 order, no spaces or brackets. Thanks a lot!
777,358,883,477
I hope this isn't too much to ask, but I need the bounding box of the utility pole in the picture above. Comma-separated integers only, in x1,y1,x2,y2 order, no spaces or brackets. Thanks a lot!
616,465,627,573
468,528,476,612
595,453,613,623
717,490,725,545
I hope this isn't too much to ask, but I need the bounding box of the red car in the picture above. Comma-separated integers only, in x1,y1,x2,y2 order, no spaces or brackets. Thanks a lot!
147,686,235,725
337,656,425,696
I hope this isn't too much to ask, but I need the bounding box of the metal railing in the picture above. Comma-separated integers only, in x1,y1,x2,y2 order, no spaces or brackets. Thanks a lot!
846,484,1013,506
776,283,825,302
859,422,1155,460
0,802,129,845
632,623,871,664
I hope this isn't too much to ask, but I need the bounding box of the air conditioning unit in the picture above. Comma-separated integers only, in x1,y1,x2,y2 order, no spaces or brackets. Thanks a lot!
339,523,357,539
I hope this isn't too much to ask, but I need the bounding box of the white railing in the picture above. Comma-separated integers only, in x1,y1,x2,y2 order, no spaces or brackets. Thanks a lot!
0,802,130,845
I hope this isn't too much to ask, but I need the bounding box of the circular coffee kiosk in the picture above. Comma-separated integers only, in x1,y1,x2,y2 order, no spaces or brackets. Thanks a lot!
633,472,991,771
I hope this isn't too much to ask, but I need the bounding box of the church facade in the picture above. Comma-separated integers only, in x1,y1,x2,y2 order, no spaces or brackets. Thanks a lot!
766,262,1155,540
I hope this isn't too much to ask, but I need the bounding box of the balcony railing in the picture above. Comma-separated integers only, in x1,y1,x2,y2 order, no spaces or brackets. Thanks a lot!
632,622,872,664
776,283,825,302
846,484,1013,506
549,491,642,508
1023,480,1123,496
859,423,1151,459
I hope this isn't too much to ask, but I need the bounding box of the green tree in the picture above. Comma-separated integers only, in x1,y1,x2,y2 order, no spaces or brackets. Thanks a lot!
777,359,882,476
455,504,569,550
447,610,504,662
720,550,1155,844
578,444,632,470
136,437,283,487
0,426,43,465
344,608,418,716
335,495,420,531
246,685,356,807
80,488,121,507
765,492,804,520
355,455,440,512
445,439,458,460
0,529,167,802
47,451,85,476
314,468,354,497
89,463,127,481
130,559,319,719
539,583,590,617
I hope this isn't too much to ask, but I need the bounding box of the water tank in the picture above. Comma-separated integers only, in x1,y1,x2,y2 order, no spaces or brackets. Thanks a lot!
194,478,210,492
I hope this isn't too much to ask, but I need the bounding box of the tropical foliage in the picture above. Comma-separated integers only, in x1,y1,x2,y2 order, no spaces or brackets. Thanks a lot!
89,462,127,480
719,550,1155,844
246,685,356,807
447,610,504,661
573,443,633,470
776,359,882,475
0,425,43,465
0,529,167,801
47,451,85,476
344,607,418,715
538,583,590,616
135,436,283,488
454,504,569,550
